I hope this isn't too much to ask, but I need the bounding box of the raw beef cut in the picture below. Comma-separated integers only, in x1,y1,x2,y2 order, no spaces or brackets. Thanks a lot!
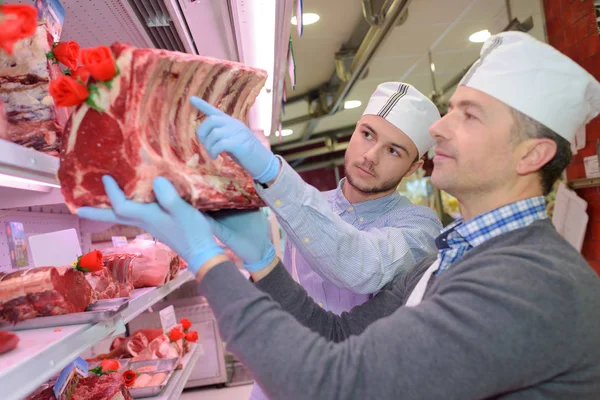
103,239,180,288
26,374,133,400
0,267,92,322
88,328,180,363
0,23,70,155
85,267,132,302
58,42,268,213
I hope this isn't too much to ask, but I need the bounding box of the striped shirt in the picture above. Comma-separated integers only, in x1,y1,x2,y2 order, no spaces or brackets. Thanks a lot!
434,196,548,275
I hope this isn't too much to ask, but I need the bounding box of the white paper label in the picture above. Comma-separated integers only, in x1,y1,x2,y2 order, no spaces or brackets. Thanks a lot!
160,305,177,331
584,155,600,178
136,233,153,241
111,236,128,247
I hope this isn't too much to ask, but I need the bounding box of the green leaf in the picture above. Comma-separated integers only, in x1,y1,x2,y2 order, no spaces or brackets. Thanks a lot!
64,68,72,76
89,366,106,376
46,51,56,61
104,79,113,89
86,95,105,112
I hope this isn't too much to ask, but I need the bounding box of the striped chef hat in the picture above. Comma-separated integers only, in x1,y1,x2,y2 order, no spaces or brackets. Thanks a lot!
362,82,440,158
460,31,600,147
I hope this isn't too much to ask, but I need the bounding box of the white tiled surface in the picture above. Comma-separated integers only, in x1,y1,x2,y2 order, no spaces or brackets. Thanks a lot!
180,383,253,400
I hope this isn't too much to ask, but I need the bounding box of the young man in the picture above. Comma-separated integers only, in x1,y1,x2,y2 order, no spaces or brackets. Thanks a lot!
193,82,442,312
79,32,600,399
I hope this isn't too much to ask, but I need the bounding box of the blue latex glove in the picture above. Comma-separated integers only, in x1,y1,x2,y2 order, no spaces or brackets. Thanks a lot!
206,210,276,272
190,96,280,184
77,176,224,274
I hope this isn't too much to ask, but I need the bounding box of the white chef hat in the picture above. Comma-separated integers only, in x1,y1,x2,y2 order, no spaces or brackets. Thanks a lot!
460,31,600,145
362,82,440,158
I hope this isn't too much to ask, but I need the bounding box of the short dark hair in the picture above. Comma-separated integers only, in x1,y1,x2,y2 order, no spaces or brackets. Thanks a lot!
510,108,572,195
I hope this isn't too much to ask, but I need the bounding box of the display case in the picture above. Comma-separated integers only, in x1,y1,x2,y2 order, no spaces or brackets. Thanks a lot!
0,1,293,398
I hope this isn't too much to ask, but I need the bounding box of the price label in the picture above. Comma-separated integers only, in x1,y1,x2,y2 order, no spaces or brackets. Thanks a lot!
160,305,177,331
136,233,153,241
111,236,128,247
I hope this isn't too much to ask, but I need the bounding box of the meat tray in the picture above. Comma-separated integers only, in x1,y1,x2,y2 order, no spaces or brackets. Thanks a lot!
128,357,179,373
129,370,175,398
0,301,128,331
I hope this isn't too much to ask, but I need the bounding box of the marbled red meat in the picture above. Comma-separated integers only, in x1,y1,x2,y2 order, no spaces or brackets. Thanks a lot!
58,42,267,213
0,24,70,155
0,267,92,322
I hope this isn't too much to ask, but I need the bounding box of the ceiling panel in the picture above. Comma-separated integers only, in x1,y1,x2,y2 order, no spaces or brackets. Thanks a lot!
272,0,550,146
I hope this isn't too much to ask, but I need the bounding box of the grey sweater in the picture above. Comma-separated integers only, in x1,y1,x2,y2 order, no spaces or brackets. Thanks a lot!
198,219,600,399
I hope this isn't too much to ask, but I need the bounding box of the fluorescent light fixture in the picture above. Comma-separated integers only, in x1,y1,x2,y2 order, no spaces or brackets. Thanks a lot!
469,29,491,43
276,129,294,137
291,13,320,25
430,62,436,72
233,0,277,137
344,100,362,110
0,173,60,192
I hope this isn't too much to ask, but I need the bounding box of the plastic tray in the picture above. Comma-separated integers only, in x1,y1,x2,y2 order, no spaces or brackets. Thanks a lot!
0,302,128,331
129,370,174,398
128,357,179,373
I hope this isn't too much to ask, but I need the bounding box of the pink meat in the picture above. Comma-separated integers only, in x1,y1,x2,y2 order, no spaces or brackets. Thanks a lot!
58,42,267,213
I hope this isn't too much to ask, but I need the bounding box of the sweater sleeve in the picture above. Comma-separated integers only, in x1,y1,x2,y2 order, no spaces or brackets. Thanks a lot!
198,250,577,400
253,262,410,341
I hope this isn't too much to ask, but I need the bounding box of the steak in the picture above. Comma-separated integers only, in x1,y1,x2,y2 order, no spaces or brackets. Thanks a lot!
0,23,70,155
0,267,92,322
103,239,180,288
58,42,268,213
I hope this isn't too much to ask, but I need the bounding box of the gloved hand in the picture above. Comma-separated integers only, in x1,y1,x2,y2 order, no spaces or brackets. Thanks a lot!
206,210,276,272
77,176,224,274
190,96,280,184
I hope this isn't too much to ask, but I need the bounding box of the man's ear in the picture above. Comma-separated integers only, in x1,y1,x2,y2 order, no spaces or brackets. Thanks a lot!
404,159,424,178
515,138,557,176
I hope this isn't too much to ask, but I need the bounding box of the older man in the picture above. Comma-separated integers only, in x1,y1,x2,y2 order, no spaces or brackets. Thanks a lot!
80,32,600,399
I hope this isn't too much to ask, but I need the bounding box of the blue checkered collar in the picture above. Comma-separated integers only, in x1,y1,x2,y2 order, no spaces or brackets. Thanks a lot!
435,196,548,251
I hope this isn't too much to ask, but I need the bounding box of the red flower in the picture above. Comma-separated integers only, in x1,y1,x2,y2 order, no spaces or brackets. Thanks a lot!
81,46,117,81
76,249,104,272
185,330,199,343
72,66,91,84
53,41,80,70
169,327,185,342
49,76,89,107
180,318,192,332
0,5,38,55
122,370,136,387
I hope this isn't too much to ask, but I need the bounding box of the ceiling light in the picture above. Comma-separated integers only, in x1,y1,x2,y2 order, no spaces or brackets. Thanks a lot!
276,129,294,137
430,62,436,72
344,100,362,110
291,13,320,26
469,29,491,43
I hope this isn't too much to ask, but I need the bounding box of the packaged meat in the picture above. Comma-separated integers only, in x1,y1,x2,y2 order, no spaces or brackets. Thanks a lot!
0,330,19,354
0,23,71,155
58,42,267,213
0,267,92,323
102,239,179,288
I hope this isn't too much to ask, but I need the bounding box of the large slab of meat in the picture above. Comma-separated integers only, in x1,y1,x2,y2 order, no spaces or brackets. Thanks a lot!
26,373,133,400
103,239,180,288
59,42,268,213
0,23,70,155
88,328,180,362
0,267,92,322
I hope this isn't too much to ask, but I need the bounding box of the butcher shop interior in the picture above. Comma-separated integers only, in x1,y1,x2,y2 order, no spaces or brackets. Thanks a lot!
2,0,600,399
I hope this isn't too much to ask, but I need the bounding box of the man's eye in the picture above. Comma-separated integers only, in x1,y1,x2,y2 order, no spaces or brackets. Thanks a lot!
363,132,373,140
388,148,399,157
